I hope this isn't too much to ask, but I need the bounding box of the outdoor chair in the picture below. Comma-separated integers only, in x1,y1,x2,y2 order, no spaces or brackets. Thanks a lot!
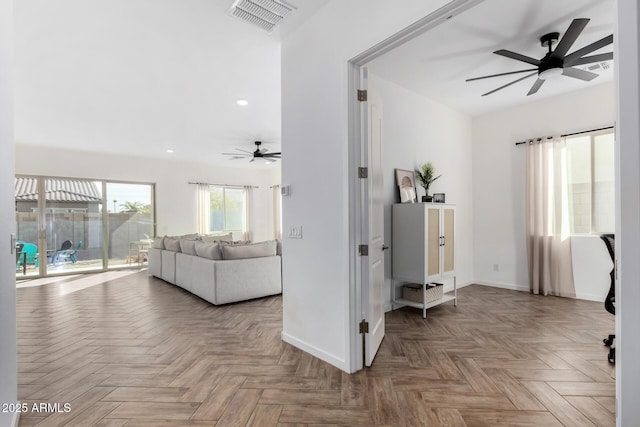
49,240,73,265
16,241,39,269
15,243,24,272
53,240,82,265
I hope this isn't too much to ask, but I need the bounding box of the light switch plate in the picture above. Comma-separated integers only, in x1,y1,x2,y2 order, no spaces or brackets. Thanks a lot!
288,225,302,239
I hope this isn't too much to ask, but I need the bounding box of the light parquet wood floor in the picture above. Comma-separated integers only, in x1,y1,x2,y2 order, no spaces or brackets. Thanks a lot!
16,272,616,426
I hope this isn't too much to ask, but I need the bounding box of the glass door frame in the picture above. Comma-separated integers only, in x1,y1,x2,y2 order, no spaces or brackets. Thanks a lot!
16,174,156,278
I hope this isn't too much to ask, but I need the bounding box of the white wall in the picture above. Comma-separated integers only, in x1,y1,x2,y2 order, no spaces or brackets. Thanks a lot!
281,0,453,371
15,145,280,242
571,235,612,301
616,0,640,423
0,0,17,424
369,73,474,310
472,82,616,292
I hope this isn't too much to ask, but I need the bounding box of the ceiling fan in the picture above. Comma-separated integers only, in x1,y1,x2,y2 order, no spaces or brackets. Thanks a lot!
467,18,613,96
222,141,281,163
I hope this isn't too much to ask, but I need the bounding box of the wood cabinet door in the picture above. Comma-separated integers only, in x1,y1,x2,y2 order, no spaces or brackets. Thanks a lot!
427,206,441,277
442,206,455,274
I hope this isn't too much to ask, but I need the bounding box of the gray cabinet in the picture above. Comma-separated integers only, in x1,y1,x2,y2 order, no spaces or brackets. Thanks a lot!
392,203,457,317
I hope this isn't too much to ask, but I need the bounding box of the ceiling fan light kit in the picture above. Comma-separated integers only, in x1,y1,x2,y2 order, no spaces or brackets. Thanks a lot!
538,67,563,80
467,18,613,96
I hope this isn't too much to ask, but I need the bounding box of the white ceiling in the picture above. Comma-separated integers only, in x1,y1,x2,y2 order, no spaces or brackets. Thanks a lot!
14,0,615,169
367,0,616,117
14,0,327,169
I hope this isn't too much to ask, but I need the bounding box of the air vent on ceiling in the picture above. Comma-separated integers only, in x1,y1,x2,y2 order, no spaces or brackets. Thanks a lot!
229,0,296,33
587,62,611,72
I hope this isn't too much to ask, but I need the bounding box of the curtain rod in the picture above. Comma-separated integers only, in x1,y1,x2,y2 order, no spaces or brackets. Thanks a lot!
188,181,258,188
514,125,615,146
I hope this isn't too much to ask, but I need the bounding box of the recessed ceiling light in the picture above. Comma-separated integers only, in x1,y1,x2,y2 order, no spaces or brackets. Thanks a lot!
236,99,249,106
166,149,174,153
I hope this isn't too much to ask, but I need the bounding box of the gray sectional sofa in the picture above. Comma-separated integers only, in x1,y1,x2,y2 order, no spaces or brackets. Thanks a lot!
148,236,282,305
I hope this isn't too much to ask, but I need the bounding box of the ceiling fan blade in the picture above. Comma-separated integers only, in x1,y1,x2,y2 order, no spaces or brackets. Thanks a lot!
551,18,590,60
494,50,541,66
482,72,538,96
466,68,538,82
249,158,255,163
263,152,281,158
222,152,250,156
565,52,613,67
236,148,253,154
228,156,246,160
562,67,599,81
564,34,613,64
527,79,545,96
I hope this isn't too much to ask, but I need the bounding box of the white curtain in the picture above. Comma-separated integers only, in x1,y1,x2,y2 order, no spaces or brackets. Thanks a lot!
526,136,575,297
272,185,282,240
243,186,254,241
196,183,210,235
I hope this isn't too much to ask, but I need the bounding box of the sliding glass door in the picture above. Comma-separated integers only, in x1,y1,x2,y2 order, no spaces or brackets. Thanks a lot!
15,177,40,278
106,182,155,269
15,175,155,279
43,178,104,274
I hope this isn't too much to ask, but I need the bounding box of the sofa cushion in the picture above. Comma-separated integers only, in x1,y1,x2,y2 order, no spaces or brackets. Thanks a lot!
179,239,198,255
194,242,222,260
221,240,277,260
164,237,182,252
151,236,165,249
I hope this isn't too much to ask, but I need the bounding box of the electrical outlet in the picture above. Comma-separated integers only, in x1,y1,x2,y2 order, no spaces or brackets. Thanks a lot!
289,225,302,239
493,264,499,272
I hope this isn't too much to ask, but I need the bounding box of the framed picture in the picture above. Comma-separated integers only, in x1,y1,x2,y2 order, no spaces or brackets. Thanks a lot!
395,169,417,203
433,193,445,203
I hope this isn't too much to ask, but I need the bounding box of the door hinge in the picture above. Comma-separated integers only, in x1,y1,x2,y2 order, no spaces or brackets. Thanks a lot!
358,244,369,256
359,319,369,334
358,167,368,178
357,89,367,102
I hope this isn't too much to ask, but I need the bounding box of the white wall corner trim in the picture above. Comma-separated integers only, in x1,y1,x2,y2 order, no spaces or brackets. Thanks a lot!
281,332,348,372
11,410,19,427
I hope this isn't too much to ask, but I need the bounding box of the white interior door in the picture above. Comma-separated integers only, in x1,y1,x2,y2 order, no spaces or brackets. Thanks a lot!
361,67,385,366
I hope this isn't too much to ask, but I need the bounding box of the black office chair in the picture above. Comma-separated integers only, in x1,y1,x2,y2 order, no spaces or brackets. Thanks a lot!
600,234,615,363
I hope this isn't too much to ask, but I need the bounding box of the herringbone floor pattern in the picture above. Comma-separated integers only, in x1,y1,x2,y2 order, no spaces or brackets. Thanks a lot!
16,272,615,426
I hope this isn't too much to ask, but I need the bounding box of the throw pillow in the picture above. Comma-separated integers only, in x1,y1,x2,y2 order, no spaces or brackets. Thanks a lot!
164,237,182,252
151,236,165,249
219,240,251,246
194,242,222,260
179,239,198,255
200,233,233,243
180,233,199,240
221,240,277,260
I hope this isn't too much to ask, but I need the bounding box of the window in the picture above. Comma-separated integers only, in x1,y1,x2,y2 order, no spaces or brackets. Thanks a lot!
15,175,155,278
209,186,247,234
565,130,615,234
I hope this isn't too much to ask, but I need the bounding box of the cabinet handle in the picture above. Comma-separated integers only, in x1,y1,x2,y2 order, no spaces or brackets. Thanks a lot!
382,245,389,251
442,236,445,246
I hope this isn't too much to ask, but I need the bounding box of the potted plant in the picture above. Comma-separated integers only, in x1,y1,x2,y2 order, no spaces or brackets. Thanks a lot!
415,162,441,202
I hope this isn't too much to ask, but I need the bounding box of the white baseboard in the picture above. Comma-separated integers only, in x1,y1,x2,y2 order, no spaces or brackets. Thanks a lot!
475,281,606,302
446,280,473,293
474,280,530,293
281,332,347,372
574,292,608,302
